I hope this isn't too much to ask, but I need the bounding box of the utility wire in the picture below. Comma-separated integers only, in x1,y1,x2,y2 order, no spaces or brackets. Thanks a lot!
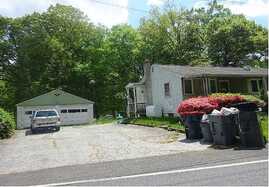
90,0,149,13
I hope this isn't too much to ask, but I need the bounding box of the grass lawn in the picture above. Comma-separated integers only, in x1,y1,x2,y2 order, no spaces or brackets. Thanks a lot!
128,117,185,132
96,117,116,124
128,113,268,140
259,113,268,141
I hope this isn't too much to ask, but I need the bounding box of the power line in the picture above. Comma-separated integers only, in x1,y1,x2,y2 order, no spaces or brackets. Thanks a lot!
90,0,149,13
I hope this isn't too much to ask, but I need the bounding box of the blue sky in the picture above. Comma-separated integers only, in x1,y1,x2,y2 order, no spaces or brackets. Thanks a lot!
128,0,268,27
0,0,268,28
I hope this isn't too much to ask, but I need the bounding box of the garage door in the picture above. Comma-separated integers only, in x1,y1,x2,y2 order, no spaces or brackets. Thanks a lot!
59,107,91,125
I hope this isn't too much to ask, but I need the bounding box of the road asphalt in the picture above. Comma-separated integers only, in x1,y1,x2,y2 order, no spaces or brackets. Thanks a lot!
0,147,268,186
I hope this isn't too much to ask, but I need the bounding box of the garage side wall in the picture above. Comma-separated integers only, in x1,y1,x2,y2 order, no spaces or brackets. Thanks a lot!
16,104,94,129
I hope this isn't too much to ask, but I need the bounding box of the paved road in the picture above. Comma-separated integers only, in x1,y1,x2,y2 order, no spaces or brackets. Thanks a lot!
0,147,267,186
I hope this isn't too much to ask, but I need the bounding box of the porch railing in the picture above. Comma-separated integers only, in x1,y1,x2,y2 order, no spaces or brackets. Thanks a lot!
128,103,146,117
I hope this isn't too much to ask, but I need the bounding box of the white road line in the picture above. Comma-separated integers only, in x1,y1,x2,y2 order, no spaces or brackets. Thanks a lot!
32,159,268,186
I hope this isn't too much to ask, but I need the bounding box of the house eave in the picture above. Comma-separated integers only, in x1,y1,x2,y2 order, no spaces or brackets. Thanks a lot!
183,74,268,78
126,82,144,88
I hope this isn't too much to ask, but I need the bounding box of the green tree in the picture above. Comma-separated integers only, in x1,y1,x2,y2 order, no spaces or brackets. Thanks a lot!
0,2,267,116
101,24,143,115
139,6,205,65
207,15,267,66
1,4,106,111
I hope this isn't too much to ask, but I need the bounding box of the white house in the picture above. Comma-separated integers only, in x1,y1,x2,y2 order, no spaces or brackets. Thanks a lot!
126,63,268,118
16,89,94,129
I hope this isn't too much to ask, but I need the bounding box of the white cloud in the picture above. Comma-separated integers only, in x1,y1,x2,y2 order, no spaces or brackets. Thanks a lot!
194,0,269,17
222,0,269,17
0,0,128,27
147,0,166,6
193,1,208,9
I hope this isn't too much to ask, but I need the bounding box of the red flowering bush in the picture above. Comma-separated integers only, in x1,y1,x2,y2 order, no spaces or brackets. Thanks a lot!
176,97,218,116
177,95,245,116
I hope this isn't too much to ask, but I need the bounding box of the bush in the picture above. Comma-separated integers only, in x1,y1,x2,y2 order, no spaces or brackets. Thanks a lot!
177,95,245,116
210,93,265,107
210,94,245,107
0,108,15,139
176,97,219,116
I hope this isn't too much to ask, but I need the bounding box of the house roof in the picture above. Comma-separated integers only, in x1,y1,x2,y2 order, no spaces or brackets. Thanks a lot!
154,64,268,78
17,89,94,107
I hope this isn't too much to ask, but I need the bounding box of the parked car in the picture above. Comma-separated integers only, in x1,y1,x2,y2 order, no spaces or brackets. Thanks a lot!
31,109,61,133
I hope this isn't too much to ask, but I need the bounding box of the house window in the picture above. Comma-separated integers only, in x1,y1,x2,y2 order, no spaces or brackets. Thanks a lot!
249,79,263,93
209,79,217,93
184,79,193,94
25,111,32,115
81,109,88,112
164,83,170,96
61,109,67,113
68,109,81,113
219,80,230,92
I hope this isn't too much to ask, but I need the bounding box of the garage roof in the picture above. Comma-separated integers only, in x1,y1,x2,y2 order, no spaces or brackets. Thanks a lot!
17,89,94,107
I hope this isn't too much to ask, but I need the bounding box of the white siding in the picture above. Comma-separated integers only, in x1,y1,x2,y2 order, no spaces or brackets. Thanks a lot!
16,104,94,129
151,65,183,116
135,85,146,104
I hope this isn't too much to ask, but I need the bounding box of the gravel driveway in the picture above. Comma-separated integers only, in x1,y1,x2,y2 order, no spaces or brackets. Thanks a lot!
0,124,209,174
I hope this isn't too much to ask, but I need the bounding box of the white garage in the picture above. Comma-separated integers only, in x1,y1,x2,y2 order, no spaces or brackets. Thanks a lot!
16,89,94,129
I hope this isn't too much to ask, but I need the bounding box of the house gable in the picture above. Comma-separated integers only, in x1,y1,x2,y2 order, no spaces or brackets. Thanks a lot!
17,89,94,107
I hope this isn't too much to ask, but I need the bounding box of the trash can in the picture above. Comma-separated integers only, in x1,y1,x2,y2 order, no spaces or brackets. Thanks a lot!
229,102,265,148
208,114,238,146
228,102,258,112
200,121,213,143
184,115,203,139
238,111,265,148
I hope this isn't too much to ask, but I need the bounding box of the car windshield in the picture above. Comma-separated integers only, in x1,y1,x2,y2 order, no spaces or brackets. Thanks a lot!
36,111,57,117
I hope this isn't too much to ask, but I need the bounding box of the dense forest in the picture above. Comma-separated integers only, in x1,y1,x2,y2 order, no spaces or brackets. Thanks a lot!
0,1,268,116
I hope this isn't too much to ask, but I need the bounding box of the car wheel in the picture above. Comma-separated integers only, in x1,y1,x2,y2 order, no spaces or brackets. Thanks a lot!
55,126,60,131
31,127,36,134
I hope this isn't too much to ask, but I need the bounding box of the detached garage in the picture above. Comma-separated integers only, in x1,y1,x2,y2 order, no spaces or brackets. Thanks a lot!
16,89,94,129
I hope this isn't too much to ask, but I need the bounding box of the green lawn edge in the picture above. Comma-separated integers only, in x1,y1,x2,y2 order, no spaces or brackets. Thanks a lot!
127,117,185,133
127,114,268,141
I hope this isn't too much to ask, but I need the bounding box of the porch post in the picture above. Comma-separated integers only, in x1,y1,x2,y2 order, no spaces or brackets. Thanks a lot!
262,77,268,91
203,78,206,96
204,77,209,96
134,87,137,118
126,88,130,117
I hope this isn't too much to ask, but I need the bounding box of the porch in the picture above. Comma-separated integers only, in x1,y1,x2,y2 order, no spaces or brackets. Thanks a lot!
126,83,146,117
182,76,268,99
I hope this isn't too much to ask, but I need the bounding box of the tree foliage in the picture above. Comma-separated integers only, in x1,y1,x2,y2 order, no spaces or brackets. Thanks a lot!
0,1,267,115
